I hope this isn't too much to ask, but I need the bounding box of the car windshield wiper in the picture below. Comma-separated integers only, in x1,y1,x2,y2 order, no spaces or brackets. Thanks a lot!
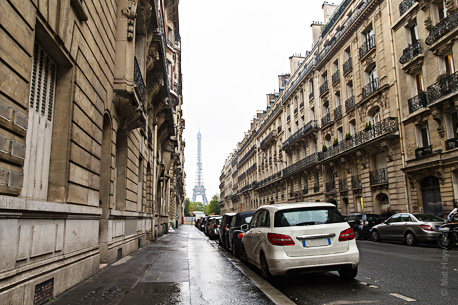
295,221,315,226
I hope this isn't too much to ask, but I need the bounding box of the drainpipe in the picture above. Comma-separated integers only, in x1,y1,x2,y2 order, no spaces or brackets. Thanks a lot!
152,124,158,240
387,0,411,213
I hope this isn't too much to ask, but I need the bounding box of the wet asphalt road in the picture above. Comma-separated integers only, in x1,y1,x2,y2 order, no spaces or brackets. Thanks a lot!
266,239,458,305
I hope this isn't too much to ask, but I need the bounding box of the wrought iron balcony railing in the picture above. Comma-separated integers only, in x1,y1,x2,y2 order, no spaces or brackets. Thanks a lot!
318,117,398,161
339,179,348,191
370,168,388,185
326,180,336,192
320,81,329,96
399,40,422,65
345,96,355,111
343,58,352,75
445,138,458,150
399,0,416,16
359,35,375,58
351,175,362,189
283,153,319,177
134,57,146,102
425,9,458,46
408,92,427,113
332,70,340,85
427,71,458,104
334,105,342,120
362,78,379,98
282,120,319,150
321,113,331,127
415,145,433,158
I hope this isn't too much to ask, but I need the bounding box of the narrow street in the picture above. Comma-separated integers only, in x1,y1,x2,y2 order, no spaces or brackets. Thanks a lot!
272,239,458,305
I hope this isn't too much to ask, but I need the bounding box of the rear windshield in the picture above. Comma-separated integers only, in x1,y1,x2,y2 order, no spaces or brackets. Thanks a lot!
366,215,381,222
274,207,346,227
414,214,444,222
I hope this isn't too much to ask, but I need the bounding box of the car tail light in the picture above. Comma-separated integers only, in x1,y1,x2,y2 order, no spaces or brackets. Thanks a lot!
237,232,244,240
267,233,295,246
420,225,433,231
213,224,217,229
359,220,364,226
339,228,355,241
225,226,229,231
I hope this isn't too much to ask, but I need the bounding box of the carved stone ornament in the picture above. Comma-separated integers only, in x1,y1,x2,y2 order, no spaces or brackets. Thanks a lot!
424,17,433,30
122,0,138,41
380,141,393,161
146,45,160,73
445,0,456,11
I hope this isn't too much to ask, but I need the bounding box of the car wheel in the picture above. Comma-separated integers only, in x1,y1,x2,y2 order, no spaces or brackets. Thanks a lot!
371,230,380,242
232,240,239,258
437,232,457,250
405,232,417,246
338,267,358,280
260,253,273,282
354,229,361,240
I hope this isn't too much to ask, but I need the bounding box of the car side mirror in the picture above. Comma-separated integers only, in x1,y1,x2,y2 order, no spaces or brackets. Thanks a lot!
241,224,249,231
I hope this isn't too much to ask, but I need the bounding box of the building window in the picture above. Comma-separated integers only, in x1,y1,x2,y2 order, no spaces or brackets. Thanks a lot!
417,123,430,148
444,54,454,75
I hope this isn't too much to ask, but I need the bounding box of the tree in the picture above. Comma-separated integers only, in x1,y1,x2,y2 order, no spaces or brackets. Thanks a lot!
184,198,192,216
207,194,221,215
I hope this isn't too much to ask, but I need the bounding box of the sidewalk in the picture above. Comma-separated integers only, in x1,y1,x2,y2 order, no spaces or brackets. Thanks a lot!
53,225,279,305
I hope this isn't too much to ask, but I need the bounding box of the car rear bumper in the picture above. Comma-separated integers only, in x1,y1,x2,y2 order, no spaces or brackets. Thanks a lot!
266,246,359,276
417,231,441,243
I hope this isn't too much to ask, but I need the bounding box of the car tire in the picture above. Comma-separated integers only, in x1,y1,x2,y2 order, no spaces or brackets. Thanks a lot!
354,229,361,240
338,267,358,280
260,253,274,282
371,230,380,242
405,232,417,246
437,232,457,250
232,240,239,258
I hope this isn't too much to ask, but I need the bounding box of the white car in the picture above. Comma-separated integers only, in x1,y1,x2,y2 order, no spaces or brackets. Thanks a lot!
240,202,359,280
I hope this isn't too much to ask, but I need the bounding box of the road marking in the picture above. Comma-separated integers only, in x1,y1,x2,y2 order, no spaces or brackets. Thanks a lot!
390,293,416,302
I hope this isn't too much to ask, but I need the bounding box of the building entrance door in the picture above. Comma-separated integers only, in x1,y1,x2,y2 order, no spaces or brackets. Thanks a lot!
421,176,442,215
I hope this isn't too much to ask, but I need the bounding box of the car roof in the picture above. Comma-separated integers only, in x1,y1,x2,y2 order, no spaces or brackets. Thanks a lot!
260,202,336,211
237,210,255,216
223,213,237,216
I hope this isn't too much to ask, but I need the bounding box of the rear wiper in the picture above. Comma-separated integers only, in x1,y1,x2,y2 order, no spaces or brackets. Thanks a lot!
295,221,315,226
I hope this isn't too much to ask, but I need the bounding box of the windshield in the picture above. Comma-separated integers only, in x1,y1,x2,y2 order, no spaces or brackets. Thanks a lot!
274,206,346,227
414,214,444,222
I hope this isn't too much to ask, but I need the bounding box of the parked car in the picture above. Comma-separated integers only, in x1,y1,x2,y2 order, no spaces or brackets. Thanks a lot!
205,215,220,235
228,210,255,257
198,217,208,232
219,213,236,249
208,216,222,240
346,213,383,239
371,213,445,246
240,203,359,281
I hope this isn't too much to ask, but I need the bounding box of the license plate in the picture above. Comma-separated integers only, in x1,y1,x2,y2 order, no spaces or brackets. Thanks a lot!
302,238,331,247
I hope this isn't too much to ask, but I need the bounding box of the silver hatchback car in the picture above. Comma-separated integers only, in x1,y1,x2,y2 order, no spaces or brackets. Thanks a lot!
240,203,359,281
371,213,444,246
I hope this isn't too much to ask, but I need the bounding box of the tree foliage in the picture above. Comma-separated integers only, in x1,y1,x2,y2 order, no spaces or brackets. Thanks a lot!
207,194,221,215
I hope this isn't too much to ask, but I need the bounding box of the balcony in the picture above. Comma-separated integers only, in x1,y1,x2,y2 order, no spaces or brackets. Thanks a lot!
426,71,458,104
415,145,433,158
445,138,458,150
283,153,319,177
359,35,375,59
339,179,348,192
320,81,329,96
370,168,388,185
325,180,336,193
399,0,416,16
351,175,361,189
343,58,352,75
362,78,379,99
332,70,340,85
345,96,355,111
425,9,458,46
134,57,146,103
334,105,342,120
309,92,315,101
282,120,319,150
408,92,427,114
319,117,399,161
399,40,422,65
321,113,331,127
260,130,278,151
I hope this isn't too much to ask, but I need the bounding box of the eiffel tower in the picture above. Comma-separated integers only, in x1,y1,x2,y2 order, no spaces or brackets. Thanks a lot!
192,131,208,205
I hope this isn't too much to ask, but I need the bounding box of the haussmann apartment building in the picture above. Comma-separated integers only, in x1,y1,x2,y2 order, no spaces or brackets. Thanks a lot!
0,0,185,303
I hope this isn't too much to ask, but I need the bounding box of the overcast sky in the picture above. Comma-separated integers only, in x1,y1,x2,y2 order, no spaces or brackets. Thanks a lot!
180,0,335,202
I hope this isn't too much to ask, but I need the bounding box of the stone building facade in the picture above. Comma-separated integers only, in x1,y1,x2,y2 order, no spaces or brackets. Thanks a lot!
221,0,458,217
0,0,185,303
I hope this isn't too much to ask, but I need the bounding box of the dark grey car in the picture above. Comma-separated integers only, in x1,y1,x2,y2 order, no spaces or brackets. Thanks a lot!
371,213,445,246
